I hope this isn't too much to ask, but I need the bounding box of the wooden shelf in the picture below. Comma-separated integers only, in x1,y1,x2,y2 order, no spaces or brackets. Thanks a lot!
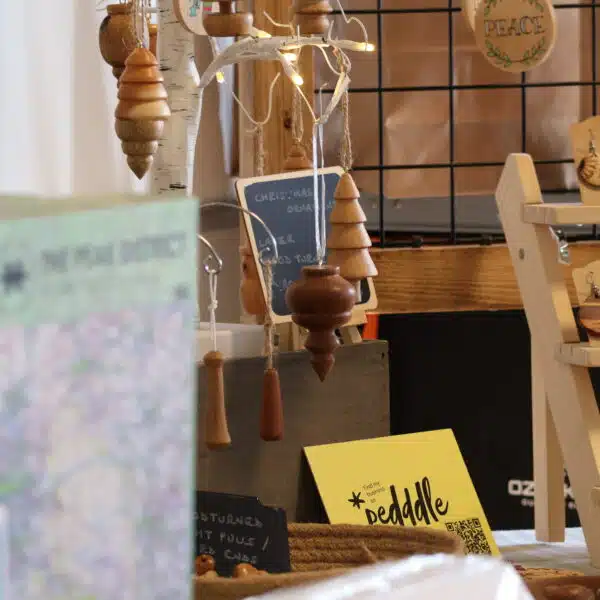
556,343,600,367
523,203,600,225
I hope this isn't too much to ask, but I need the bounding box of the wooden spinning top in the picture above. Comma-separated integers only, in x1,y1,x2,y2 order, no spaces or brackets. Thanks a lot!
195,555,216,576
240,246,266,318
115,48,171,179
99,3,142,82
292,0,333,35
283,142,312,172
327,172,378,300
204,1,253,37
285,265,356,381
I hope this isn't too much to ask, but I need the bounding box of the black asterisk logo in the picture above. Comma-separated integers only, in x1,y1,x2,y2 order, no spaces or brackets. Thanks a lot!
348,491,365,510
2,261,28,293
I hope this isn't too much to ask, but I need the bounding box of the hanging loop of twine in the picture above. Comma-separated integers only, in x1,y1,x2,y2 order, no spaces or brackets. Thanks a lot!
337,52,353,172
254,124,266,177
130,0,145,48
263,261,275,370
291,85,304,145
208,270,219,353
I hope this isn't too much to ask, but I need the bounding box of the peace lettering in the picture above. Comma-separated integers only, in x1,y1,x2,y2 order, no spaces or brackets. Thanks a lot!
485,17,544,38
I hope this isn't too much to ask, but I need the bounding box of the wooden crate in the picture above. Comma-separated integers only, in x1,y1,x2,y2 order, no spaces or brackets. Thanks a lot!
196,340,390,522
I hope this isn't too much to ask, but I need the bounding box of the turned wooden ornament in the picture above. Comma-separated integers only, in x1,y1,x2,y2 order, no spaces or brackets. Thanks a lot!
115,48,171,179
203,1,253,37
327,172,378,301
283,142,312,172
203,350,232,450
99,3,143,82
292,0,333,35
261,368,283,441
240,246,266,317
195,555,216,576
285,265,356,381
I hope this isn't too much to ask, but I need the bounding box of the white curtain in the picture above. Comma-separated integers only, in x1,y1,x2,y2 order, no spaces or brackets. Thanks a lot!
0,0,144,197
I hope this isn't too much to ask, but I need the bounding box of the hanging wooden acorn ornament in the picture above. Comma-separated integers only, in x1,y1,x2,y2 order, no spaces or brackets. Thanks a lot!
579,273,600,343
260,260,284,441
327,172,378,301
99,3,144,82
115,47,171,179
286,265,356,381
203,1,253,37
292,0,333,35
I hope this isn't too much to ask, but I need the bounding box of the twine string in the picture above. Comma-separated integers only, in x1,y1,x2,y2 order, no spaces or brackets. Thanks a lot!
208,270,219,352
254,124,266,177
263,261,275,370
337,52,353,172
291,85,304,145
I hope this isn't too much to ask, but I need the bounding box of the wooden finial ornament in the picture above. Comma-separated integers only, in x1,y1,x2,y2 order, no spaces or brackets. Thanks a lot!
99,3,140,82
203,1,253,37
284,142,312,172
292,0,333,35
204,350,232,449
115,48,171,179
327,173,378,301
285,265,356,381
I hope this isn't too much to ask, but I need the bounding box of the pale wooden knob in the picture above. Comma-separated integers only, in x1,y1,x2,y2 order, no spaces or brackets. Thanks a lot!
203,350,231,450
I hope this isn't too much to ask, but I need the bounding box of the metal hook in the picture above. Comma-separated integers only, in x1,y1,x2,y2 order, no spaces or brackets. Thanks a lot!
198,234,223,275
200,202,279,265
549,227,570,265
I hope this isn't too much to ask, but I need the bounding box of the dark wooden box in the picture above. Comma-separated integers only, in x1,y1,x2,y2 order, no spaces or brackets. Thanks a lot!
196,340,390,522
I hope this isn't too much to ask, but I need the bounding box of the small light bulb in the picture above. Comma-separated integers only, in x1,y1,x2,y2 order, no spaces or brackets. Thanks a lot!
282,52,298,62
291,73,304,86
216,71,225,83
364,42,376,52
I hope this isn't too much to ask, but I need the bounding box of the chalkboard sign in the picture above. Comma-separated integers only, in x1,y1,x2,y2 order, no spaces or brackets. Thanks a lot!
195,491,291,577
236,168,378,324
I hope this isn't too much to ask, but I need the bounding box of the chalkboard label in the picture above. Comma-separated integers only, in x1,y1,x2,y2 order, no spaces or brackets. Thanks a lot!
195,491,291,576
236,168,376,322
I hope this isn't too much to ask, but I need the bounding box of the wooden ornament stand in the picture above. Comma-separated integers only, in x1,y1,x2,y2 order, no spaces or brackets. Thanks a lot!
495,153,600,567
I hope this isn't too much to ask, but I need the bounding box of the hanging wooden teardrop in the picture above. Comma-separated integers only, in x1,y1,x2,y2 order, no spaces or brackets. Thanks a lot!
327,172,378,301
203,350,232,450
261,368,284,441
203,1,253,37
283,142,312,172
99,3,141,82
292,0,333,35
240,246,266,317
115,48,171,179
285,265,356,381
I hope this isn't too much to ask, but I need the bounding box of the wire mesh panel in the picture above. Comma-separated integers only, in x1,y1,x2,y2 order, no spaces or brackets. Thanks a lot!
320,1,599,247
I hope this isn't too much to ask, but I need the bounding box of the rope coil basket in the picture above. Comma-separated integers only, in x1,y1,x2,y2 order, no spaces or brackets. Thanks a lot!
194,523,464,600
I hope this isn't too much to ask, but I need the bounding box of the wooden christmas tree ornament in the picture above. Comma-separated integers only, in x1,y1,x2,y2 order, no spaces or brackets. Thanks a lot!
203,1,253,37
327,172,378,300
283,142,312,172
99,3,141,82
115,47,171,179
292,0,333,36
285,265,356,381
240,245,266,317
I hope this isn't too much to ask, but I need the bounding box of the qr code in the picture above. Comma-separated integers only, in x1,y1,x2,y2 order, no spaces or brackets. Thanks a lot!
445,518,492,555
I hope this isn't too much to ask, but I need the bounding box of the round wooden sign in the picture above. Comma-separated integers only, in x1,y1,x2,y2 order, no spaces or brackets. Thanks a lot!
173,0,210,35
474,0,556,73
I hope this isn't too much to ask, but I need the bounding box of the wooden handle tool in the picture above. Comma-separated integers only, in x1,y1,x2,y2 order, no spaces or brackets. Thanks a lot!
203,350,231,450
260,368,284,441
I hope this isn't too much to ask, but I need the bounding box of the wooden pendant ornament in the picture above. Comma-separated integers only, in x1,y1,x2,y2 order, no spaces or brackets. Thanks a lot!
327,172,378,301
292,0,333,36
115,48,171,179
285,265,356,381
240,245,266,317
473,0,556,73
203,1,253,37
99,3,142,82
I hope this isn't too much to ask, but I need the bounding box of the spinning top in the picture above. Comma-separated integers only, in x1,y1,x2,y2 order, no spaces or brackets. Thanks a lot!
233,563,258,578
204,1,253,37
327,172,378,301
115,48,171,179
283,142,312,172
99,3,143,82
240,246,266,318
292,0,333,35
285,265,356,381
195,555,216,576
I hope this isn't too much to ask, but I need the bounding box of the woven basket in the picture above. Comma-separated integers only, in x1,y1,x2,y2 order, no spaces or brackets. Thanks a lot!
525,575,600,600
194,523,464,600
